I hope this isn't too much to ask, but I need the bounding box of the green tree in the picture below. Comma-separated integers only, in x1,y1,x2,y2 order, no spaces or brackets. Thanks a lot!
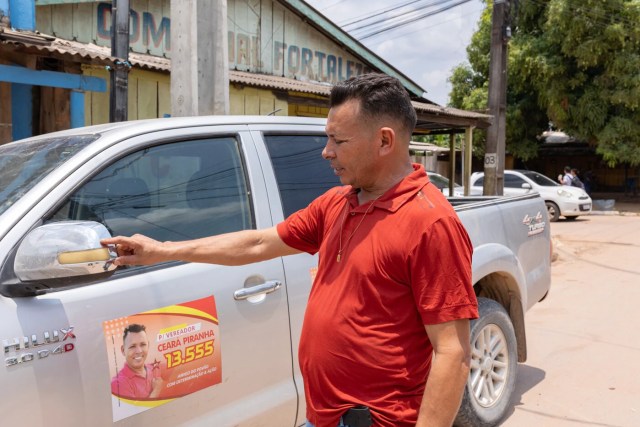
448,0,640,166
540,0,640,166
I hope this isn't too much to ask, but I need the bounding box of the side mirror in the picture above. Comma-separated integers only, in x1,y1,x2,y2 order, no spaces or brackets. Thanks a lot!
521,183,532,190
4,222,117,296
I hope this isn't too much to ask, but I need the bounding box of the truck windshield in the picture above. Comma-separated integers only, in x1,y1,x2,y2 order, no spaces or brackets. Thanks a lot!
0,135,98,216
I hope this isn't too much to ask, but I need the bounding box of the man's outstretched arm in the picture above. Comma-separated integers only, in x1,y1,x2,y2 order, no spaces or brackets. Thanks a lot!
101,226,300,267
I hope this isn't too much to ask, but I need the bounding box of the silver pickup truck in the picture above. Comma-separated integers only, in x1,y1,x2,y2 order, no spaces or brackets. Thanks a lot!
0,116,551,427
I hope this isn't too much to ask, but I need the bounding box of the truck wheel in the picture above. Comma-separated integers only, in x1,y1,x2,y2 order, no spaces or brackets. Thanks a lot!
545,201,560,222
454,298,518,427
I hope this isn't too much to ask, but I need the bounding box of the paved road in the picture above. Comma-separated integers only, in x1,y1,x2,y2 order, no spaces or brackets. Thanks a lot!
500,215,640,427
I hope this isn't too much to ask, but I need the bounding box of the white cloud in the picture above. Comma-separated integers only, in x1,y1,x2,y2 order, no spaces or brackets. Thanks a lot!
306,0,484,105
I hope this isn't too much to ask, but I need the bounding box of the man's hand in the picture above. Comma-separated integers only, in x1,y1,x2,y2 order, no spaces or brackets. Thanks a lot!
101,234,169,266
149,377,164,399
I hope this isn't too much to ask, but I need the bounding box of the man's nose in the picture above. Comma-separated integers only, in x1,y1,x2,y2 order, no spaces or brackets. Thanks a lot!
322,141,335,160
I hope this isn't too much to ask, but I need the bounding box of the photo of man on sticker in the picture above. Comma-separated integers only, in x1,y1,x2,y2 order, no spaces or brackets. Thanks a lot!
111,324,164,399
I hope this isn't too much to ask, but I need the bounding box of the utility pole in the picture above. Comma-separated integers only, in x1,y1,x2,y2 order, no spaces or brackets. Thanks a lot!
109,0,130,123
483,0,510,195
171,0,229,116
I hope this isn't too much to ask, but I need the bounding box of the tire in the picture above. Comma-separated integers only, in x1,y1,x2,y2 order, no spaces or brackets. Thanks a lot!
565,216,578,221
546,201,560,222
454,298,518,427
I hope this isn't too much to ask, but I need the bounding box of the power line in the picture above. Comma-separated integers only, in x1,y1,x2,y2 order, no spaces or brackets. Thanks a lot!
357,0,472,40
358,0,638,43
373,6,484,44
348,0,462,34
341,0,428,27
317,0,350,12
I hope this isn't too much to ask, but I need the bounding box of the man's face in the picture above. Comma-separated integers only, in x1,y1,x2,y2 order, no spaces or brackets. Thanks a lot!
121,331,149,372
323,99,378,188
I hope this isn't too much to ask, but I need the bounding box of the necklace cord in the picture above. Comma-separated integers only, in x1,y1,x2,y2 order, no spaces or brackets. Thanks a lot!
337,194,382,262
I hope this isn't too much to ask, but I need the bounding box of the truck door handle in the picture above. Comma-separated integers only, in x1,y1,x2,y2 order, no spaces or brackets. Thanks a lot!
233,280,282,301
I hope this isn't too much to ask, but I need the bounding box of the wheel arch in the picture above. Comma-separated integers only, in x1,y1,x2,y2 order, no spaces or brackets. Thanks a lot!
473,272,527,363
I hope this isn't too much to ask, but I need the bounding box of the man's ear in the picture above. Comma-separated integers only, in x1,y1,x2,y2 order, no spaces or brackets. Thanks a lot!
379,127,396,155
121,345,125,355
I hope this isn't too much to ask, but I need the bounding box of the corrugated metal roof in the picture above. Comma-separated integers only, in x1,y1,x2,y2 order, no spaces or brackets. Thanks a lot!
230,70,333,96
0,28,171,71
409,142,453,153
412,101,490,120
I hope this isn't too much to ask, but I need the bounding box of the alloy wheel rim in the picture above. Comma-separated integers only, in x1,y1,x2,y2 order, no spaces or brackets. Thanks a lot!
469,324,510,408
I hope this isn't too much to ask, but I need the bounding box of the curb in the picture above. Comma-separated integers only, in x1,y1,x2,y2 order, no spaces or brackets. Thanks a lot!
590,211,640,216
589,211,621,216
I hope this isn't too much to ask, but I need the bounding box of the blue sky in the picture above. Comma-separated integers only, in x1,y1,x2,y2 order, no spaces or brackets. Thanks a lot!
305,0,485,105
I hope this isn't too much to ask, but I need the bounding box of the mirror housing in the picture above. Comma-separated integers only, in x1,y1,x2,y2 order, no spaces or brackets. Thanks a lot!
2,222,118,296
521,183,532,190
15,221,116,281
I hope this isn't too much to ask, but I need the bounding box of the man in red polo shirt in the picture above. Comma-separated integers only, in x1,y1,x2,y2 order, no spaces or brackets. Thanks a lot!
104,74,478,426
111,324,164,399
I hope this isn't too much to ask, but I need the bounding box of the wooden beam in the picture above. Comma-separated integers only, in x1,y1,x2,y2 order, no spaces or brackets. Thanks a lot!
0,64,106,91
464,126,474,196
449,133,456,195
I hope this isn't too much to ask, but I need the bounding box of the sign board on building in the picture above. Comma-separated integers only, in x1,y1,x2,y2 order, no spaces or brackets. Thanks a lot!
36,0,372,84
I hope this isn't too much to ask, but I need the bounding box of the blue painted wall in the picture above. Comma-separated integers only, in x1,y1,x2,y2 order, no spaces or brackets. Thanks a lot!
70,90,85,128
11,84,33,140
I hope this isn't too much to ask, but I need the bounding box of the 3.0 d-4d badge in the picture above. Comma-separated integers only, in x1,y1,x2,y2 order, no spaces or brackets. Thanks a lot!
2,327,76,367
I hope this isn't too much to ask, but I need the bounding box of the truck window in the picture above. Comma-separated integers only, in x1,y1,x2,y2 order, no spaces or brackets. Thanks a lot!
49,137,253,241
264,134,340,217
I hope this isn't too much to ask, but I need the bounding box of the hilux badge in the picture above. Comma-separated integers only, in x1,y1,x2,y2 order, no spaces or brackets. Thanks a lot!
3,326,76,367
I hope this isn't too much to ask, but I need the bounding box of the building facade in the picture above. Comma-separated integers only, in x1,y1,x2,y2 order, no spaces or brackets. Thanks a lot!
1,0,490,146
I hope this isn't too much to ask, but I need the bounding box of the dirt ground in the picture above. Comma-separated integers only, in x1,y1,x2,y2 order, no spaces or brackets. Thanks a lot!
499,214,640,426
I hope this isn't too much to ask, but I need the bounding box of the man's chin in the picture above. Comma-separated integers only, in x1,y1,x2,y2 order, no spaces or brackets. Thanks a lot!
338,176,351,186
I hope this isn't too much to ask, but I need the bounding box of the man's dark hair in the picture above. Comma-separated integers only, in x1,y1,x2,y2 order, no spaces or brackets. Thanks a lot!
330,73,417,136
564,166,571,173
123,323,146,342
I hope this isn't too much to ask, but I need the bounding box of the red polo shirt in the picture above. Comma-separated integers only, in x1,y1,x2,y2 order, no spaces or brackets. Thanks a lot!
111,363,156,399
277,164,478,427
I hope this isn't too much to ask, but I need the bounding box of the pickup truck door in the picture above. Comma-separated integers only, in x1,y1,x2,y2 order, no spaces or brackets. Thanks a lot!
0,127,299,427
249,123,340,427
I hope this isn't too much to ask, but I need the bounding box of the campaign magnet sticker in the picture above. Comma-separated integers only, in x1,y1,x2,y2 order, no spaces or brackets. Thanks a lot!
103,296,222,421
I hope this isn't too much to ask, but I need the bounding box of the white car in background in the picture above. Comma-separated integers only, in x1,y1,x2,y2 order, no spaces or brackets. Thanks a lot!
427,171,464,197
470,169,592,221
